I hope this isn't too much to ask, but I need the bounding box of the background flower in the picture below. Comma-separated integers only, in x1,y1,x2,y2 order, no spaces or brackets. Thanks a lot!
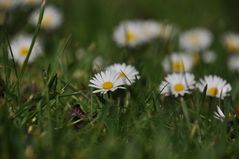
30,5,63,30
162,53,194,73
9,33,43,65
179,28,213,52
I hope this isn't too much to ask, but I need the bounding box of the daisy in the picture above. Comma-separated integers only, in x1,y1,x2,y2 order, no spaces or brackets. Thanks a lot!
202,50,216,64
159,73,195,97
162,53,194,73
0,0,19,10
29,5,63,30
9,33,43,65
214,106,225,122
223,33,239,53
141,20,161,40
106,63,140,85
113,20,147,48
228,55,239,72
179,28,213,52
197,75,232,99
89,70,125,94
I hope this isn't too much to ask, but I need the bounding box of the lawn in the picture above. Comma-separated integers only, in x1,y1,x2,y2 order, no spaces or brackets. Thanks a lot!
0,0,239,159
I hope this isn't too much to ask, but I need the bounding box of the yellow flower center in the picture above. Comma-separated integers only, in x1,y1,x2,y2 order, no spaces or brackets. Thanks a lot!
172,61,184,72
207,87,218,96
102,81,113,89
126,31,136,42
190,33,199,45
174,83,185,92
42,15,52,27
226,41,239,52
20,47,29,56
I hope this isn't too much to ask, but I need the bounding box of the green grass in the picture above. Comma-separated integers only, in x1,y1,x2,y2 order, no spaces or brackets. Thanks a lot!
1,0,239,159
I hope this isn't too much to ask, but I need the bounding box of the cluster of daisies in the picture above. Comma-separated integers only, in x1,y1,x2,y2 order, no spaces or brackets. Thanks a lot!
110,21,235,100
2,2,63,65
162,28,215,73
159,28,231,99
113,20,239,74
159,73,231,99
179,29,239,73
113,21,218,71
89,63,140,94
88,62,232,100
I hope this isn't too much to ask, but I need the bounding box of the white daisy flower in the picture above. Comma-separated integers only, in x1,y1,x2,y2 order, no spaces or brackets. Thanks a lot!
159,73,195,97
162,53,194,73
0,0,19,10
179,28,213,52
228,55,239,72
223,33,239,53
214,106,225,122
113,20,174,47
141,20,161,40
30,5,63,30
21,0,41,6
202,50,216,64
113,20,147,48
197,75,232,99
9,33,43,65
106,63,140,85
89,70,125,94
